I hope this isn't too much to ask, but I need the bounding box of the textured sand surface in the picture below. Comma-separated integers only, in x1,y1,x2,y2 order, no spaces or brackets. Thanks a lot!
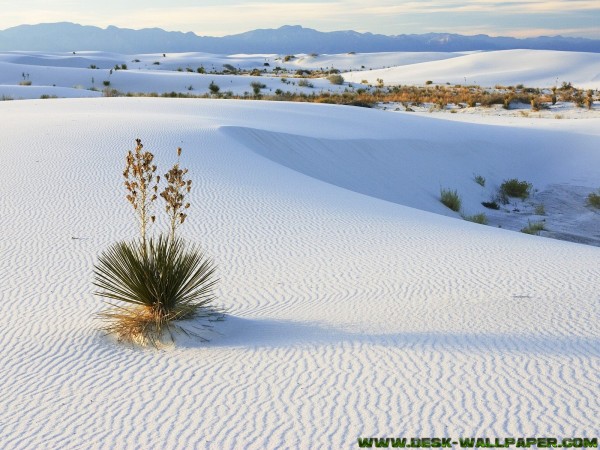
0,98,598,449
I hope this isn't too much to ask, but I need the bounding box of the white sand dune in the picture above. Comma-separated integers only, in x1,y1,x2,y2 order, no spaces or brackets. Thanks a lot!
0,98,598,449
344,49,600,88
2,49,598,102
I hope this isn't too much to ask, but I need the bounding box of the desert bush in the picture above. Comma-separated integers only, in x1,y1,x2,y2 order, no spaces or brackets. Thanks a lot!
534,204,546,215
473,174,486,187
208,81,220,95
103,88,121,97
19,80,32,86
481,201,499,210
94,236,218,346
283,55,295,62
500,178,532,199
298,79,314,88
584,90,594,110
521,220,545,235
94,140,218,346
103,80,110,87
463,213,488,225
328,74,344,85
587,190,600,208
250,81,266,95
440,188,461,212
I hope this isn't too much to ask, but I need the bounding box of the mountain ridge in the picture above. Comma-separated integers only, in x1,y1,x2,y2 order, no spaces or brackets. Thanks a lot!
0,22,598,53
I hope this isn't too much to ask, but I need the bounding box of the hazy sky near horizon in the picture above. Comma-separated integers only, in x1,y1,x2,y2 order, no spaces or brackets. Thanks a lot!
2,0,599,38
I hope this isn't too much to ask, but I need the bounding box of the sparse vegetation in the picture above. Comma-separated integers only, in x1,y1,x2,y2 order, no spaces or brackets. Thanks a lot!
500,178,532,199
327,74,344,85
298,79,314,88
587,190,600,208
534,204,546,215
250,81,266,95
463,213,488,224
521,220,545,235
440,188,461,212
208,81,220,95
481,201,500,210
473,174,486,187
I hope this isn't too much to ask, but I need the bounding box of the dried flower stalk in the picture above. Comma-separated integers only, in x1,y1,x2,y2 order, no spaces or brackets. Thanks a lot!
160,147,191,242
124,138,158,247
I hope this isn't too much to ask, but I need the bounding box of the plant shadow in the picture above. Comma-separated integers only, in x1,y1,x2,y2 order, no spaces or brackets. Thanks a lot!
176,314,599,357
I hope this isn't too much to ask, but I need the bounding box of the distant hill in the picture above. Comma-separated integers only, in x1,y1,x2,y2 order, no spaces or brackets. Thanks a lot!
0,23,598,53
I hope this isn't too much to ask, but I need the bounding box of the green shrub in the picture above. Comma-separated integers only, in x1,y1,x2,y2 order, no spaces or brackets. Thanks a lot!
103,80,110,87
481,201,500,210
500,178,532,199
94,236,218,346
250,81,266,95
209,81,220,94
587,190,600,208
298,79,314,88
521,220,545,235
534,204,546,215
463,213,488,225
327,74,344,85
440,188,461,212
473,174,486,187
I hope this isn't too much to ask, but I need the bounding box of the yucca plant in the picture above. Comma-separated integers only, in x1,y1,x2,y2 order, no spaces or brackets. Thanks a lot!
94,235,219,346
94,139,219,346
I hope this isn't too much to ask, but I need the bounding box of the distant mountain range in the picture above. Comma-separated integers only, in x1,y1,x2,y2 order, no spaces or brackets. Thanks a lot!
1,23,598,54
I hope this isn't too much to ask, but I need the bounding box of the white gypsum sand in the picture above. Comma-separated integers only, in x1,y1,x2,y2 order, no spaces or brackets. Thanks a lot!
1,49,599,100
0,97,598,449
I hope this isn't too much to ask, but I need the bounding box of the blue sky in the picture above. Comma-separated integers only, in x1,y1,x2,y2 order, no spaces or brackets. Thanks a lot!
2,0,599,38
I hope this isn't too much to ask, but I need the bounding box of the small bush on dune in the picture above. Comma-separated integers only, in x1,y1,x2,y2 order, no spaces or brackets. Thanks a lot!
500,178,532,199
209,81,220,95
473,174,485,187
440,188,461,212
93,139,219,346
521,220,545,235
298,79,314,88
328,74,344,85
481,201,499,210
534,203,546,215
463,213,488,225
587,190,600,208
250,81,266,96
